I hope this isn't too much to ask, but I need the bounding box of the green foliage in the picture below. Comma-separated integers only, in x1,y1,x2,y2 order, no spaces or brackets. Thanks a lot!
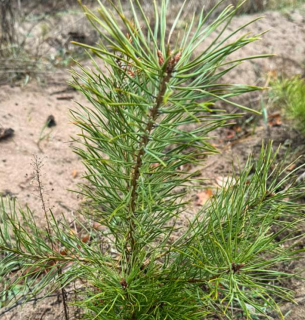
270,75,305,133
268,0,305,11
0,1,304,319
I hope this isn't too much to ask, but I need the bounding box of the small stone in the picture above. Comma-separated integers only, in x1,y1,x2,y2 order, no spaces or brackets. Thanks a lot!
46,115,56,128
0,128,14,141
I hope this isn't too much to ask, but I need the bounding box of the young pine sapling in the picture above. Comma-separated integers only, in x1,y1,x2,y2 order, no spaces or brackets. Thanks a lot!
0,1,304,319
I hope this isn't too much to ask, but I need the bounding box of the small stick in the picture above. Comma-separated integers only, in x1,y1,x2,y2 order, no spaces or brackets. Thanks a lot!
61,287,69,320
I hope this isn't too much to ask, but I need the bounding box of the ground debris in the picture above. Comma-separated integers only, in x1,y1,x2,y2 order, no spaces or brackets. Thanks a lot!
0,128,14,141
46,115,56,128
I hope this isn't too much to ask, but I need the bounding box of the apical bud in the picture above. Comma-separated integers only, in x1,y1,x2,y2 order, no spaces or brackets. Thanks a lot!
174,51,182,64
157,50,164,66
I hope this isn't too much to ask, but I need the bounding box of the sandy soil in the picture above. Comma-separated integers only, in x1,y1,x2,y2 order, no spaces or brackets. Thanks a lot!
0,80,85,219
1,4,305,320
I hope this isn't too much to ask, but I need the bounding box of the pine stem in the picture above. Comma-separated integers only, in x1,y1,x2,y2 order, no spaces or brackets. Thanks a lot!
128,70,173,254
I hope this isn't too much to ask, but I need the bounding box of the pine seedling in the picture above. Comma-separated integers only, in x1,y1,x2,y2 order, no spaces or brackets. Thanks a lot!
0,1,304,319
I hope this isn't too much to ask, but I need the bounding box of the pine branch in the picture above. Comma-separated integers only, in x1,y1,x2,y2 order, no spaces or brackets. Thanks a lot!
128,52,180,255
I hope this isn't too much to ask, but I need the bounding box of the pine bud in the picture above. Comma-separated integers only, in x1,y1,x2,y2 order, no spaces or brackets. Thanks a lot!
120,278,128,289
60,248,67,256
174,51,182,64
232,262,245,273
81,234,90,243
93,222,105,231
157,50,164,66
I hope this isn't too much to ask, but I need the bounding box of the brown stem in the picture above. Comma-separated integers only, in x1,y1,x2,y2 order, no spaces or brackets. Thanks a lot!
127,70,172,254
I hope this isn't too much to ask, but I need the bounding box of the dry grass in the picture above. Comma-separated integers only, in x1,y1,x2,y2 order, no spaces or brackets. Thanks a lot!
137,0,303,17
0,0,303,85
